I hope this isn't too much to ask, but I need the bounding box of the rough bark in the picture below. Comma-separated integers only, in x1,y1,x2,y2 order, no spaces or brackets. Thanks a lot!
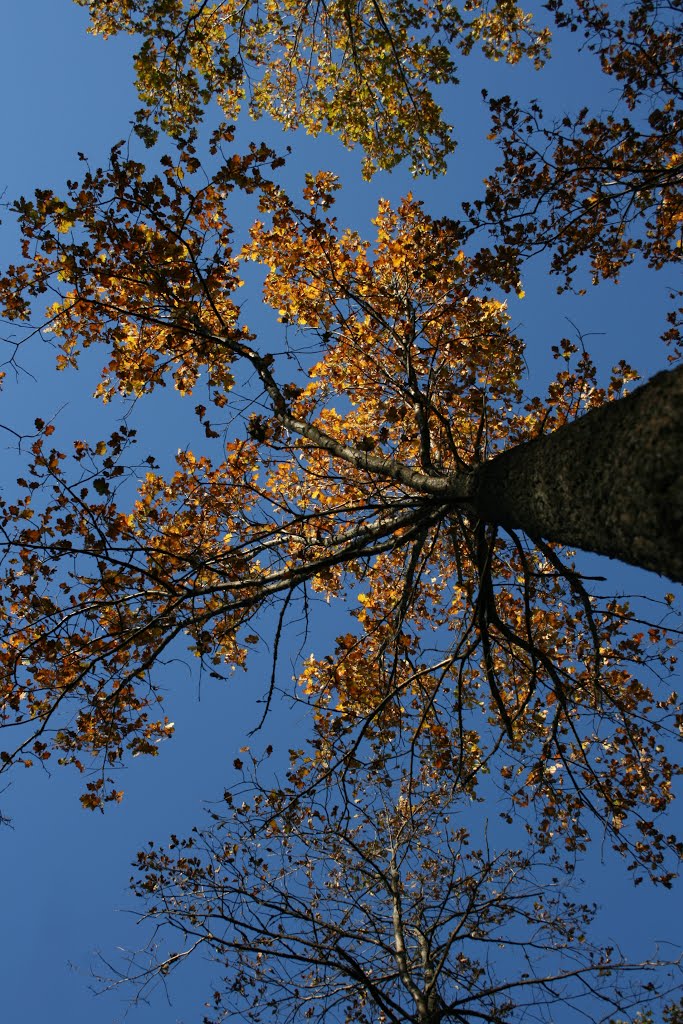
471,364,683,582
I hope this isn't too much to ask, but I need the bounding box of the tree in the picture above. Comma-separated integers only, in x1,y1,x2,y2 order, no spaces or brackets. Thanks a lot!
108,751,680,1024
472,364,683,581
0,147,680,879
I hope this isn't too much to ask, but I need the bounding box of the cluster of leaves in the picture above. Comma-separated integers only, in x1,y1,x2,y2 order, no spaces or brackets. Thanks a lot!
464,0,682,298
76,0,550,176
613,1001,683,1024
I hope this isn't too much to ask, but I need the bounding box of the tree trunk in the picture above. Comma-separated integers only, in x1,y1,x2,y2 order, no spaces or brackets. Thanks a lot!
471,364,683,582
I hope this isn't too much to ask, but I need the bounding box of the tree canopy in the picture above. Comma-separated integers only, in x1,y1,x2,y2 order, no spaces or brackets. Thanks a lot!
0,0,681,1020
76,0,551,176
123,752,675,1024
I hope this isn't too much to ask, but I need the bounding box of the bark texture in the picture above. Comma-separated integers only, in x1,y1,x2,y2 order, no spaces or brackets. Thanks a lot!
472,364,683,582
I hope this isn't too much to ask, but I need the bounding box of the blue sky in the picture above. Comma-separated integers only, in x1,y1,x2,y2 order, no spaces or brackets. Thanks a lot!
0,2,680,1022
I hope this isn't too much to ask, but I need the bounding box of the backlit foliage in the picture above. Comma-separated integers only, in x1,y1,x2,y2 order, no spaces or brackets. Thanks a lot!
76,0,550,175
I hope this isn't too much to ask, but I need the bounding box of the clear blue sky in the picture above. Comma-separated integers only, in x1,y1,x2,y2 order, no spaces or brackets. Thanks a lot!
0,3,679,1023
